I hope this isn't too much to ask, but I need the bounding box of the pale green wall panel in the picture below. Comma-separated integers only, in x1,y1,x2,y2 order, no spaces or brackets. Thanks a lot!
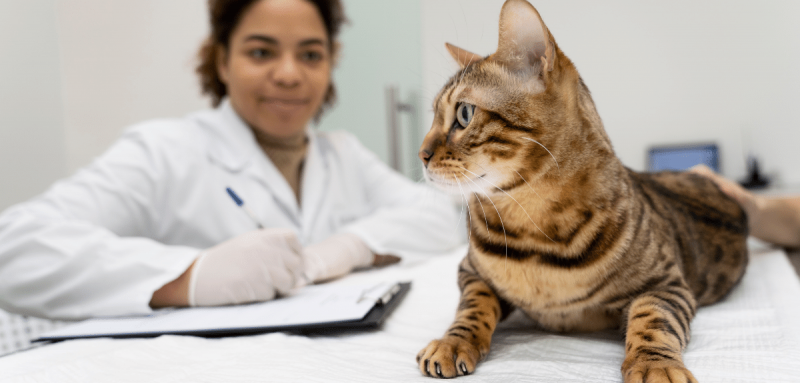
317,0,424,180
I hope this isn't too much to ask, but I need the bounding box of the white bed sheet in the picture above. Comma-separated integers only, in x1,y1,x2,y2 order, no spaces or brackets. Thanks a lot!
1,244,799,383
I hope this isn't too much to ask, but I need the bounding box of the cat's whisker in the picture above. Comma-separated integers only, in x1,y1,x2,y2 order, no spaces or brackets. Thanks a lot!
453,46,471,88
452,65,463,89
451,172,466,235
452,172,473,244
457,55,470,87
461,171,509,270
521,137,559,170
460,158,493,179
447,13,463,88
460,166,556,243
460,171,491,235
459,3,468,29
510,167,544,201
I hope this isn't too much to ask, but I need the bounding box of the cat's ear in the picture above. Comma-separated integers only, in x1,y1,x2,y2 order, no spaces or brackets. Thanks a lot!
446,43,483,69
495,0,555,73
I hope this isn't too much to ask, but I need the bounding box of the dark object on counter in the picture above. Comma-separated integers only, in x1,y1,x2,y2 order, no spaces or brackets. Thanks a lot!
740,156,770,189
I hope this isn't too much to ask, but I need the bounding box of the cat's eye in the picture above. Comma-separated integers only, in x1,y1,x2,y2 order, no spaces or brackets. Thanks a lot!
455,103,476,129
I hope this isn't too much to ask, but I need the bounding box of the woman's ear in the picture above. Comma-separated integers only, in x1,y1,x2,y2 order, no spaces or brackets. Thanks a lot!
215,44,230,85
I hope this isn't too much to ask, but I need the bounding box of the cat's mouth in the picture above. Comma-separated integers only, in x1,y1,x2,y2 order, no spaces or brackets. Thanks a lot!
425,171,489,195
427,172,486,184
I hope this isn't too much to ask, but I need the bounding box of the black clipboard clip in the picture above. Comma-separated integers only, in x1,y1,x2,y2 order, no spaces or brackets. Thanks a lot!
357,282,402,305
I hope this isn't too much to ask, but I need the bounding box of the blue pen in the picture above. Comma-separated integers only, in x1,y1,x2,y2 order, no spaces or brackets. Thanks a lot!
226,187,265,229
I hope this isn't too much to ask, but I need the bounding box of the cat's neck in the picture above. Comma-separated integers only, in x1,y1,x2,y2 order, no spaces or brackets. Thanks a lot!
494,153,629,212
476,154,631,248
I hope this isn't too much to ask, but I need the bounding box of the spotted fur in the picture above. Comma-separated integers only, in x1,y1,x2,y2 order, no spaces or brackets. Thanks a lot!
416,1,748,382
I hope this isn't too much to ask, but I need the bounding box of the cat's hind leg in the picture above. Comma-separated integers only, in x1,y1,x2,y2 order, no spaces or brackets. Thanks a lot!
417,258,506,378
621,288,699,383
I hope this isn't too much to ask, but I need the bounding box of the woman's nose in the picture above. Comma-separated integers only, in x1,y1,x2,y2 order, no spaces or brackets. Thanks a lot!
273,55,301,88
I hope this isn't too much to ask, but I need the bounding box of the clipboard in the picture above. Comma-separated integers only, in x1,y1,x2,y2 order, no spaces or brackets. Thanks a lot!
35,282,411,342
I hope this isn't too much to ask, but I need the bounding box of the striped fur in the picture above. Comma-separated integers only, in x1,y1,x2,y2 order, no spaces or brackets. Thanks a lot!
416,1,748,381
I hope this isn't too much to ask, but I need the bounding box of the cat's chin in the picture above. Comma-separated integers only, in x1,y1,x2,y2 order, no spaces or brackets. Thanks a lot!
424,172,496,198
423,172,462,195
431,182,468,198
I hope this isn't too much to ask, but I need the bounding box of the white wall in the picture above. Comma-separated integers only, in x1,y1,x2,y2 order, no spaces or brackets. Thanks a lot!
56,0,209,174
0,0,209,211
421,0,800,186
4,0,799,212
0,1,67,212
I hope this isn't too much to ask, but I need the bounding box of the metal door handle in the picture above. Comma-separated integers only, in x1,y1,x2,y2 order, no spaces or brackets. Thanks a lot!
385,85,415,172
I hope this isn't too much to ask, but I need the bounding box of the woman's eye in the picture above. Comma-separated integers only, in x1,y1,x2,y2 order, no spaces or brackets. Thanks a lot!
455,103,476,129
249,48,273,59
301,51,323,62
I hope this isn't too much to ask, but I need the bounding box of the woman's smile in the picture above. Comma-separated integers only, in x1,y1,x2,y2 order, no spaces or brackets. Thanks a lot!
261,97,312,116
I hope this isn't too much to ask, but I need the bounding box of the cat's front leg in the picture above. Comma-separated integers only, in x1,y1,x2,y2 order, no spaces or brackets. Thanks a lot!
622,289,699,383
417,258,505,378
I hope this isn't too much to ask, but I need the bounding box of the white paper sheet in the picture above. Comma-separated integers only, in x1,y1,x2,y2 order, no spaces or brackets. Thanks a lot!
38,282,398,339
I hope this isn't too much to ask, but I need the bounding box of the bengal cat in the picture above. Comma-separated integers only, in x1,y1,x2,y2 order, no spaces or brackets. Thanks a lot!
416,1,748,382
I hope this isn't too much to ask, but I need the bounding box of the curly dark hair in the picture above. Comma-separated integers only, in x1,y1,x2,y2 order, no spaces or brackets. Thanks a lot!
196,0,346,117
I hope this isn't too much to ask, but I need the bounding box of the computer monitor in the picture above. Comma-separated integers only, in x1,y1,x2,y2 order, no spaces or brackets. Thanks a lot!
647,143,719,172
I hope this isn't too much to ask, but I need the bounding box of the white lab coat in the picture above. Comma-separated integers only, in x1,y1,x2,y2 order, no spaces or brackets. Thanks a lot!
0,100,461,320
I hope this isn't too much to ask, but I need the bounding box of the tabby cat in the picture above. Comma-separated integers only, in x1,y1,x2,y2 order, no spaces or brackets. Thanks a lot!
416,1,748,382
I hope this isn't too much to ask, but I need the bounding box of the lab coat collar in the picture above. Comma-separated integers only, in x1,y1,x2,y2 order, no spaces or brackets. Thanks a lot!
202,99,329,226
204,99,258,172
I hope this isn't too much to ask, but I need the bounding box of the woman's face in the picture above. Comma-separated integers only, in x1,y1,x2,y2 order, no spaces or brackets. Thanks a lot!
218,0,332,138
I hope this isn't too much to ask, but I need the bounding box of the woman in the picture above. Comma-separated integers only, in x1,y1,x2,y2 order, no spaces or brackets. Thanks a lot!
0,0,461,319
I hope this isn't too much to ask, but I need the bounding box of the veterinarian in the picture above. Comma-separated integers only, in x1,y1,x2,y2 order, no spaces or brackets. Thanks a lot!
0,0,460,319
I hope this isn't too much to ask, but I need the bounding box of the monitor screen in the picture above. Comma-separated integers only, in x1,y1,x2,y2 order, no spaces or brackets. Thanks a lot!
648,144,719,172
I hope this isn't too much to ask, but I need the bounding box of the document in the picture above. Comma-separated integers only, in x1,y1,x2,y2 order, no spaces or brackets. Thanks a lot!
37,281,409,341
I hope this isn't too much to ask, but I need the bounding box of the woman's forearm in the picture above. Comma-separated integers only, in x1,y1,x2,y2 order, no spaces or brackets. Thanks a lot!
690,165,800,248
750,197,800,248
150,260,194,308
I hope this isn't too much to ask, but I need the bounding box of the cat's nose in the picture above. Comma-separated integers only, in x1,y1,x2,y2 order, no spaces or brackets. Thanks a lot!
419,148,434,167
419,128,443,167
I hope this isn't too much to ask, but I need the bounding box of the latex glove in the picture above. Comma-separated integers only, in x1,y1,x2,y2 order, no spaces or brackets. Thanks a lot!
303,233,380,283
188,228,304,307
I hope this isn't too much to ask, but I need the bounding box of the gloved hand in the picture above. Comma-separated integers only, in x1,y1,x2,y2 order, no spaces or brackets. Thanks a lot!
303,233,378,283
188,228,305,307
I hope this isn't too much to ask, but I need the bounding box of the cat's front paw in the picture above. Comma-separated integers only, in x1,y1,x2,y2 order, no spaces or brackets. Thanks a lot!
416,337,486,378
622,360,698,383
